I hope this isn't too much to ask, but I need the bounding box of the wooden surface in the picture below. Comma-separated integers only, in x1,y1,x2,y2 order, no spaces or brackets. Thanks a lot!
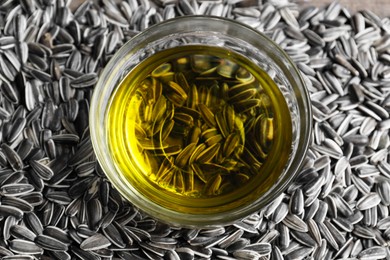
297,0,389,18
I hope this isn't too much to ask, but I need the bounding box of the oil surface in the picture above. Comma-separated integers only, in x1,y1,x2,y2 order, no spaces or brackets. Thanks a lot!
107,45,292,213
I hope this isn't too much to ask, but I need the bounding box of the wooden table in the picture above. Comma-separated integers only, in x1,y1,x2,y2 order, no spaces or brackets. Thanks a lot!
298,0,389,18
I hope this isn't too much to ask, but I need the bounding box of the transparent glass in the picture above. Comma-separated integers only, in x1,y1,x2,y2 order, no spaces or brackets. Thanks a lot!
90,16,312,227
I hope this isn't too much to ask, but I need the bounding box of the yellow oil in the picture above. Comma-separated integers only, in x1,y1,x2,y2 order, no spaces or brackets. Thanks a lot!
106,45,292,214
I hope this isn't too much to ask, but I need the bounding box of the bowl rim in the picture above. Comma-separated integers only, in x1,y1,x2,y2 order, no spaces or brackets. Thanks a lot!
90,15,313,227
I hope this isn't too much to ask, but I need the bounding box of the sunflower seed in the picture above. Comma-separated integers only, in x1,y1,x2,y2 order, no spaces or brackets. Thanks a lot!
80,233,111,251
2,256,35,260
358,246,387,260
283,214,308,232
1,183,34,196
356,193,381,210
8,239,43,255
24,212,43,236
271,202,289,225
2,196,33,212
353,224,375,239
103,223,126,248
43,226,70,246
284,242,312,258
243,242,272,255
318,222,339,251
30,160,53,180
289,189,304,215
71,245,100,260
10,225,37,241
195,143,220,163
1,144,23,171
70,73,98,88
290,230,317,248
197,103,216,128
230,248,260,259
34,234,68,251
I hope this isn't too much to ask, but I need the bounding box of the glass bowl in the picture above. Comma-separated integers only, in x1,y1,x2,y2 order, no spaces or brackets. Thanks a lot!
90,16,312,227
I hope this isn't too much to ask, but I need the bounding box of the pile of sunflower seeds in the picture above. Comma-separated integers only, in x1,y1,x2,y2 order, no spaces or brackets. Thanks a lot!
0,0,390,259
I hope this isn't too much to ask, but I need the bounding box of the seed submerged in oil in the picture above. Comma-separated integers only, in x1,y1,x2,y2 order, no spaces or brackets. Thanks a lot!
107,45,292,203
